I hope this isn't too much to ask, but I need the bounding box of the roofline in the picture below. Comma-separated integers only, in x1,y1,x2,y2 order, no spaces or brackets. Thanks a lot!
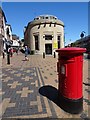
0,7,7,22
6,24,12,31
24,21,64,35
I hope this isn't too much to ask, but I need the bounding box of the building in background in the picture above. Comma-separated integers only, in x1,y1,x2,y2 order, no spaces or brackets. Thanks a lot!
24,15,64,55
12,34,20,47
0,7,21,55
4,24,13,49
71,35,90,52
5,24,12,41
0,7,7,56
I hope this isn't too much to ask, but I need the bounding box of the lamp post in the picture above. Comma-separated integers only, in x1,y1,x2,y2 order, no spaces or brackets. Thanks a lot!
80,31,86,39
80,31,86,48
6,42,10,64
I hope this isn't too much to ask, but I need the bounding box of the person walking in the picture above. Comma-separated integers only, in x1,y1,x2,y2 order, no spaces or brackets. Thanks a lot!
25,46,29,61
16,47,19,55
9,47,13,57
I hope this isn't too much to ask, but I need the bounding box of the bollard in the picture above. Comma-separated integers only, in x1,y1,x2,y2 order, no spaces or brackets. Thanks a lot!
3,52,5,59
7,53,10,64
54,52,56,58
43,52,45,58
87,53,90,59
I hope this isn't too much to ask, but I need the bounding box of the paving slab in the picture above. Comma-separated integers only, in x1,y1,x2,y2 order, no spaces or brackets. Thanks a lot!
0,52,90,119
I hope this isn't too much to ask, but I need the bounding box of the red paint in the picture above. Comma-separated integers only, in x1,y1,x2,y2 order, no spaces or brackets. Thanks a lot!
56,47,86,99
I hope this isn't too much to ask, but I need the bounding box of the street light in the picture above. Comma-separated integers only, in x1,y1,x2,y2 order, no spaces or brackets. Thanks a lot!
80,31,86,39
80,31,86,48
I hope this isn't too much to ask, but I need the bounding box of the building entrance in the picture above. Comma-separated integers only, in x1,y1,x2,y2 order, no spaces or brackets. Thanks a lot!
45,44,52,54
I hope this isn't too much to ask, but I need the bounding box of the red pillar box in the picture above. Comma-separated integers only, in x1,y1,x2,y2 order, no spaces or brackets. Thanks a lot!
56,47,86,114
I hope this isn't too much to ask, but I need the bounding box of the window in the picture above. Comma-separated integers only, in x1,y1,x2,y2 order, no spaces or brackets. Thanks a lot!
58,36,60,40
34,35,39,50
6,28,9,35
36,18,39,20
45,35,52,40
57,35,60,48
50,16,53,19
41,16,44,19
45,17,48,19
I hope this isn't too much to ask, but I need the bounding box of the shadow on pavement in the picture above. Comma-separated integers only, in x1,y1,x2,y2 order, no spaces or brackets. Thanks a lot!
87,77,90,80
83,82,90,86
39,85,86,114
22,59,26,61
39,85,60,106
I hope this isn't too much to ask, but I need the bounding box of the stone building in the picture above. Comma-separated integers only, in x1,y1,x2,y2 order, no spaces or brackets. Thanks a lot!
24,15,64,55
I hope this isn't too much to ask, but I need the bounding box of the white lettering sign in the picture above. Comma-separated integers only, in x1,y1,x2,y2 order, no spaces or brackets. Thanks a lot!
61,66,65,75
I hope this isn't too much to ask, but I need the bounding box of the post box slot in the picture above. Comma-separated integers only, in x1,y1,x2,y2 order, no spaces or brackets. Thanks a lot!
59,56,69,60
59,57,75,62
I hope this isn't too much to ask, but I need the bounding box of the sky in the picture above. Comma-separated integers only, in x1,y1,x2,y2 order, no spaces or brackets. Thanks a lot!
1,2,88,45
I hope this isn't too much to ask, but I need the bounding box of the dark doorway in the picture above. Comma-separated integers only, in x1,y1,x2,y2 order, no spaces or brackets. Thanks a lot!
45,44,52,54
34,35,39,50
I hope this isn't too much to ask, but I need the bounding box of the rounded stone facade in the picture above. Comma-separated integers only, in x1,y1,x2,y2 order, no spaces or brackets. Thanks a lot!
24,15,64,55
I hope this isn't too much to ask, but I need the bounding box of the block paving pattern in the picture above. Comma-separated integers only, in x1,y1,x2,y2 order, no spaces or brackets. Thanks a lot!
0,52,90,119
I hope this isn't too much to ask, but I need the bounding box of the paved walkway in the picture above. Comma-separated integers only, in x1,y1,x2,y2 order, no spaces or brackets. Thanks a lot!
0,52,90,119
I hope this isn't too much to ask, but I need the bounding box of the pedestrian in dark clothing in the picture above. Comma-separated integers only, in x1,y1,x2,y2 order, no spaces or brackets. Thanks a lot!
16,49,18,55
25,46,29,61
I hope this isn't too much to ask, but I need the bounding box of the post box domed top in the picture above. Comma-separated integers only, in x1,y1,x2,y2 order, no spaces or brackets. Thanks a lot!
56,47,86,55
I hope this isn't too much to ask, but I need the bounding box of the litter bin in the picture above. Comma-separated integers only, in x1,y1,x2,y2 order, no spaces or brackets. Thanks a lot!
56,47,86,114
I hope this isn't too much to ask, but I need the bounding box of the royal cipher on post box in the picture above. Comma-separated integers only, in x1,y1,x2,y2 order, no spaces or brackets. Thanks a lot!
56,47,86,114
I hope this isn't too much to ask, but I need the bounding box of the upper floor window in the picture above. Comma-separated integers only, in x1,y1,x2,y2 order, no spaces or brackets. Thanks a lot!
34,17,39,20
40,16,44,19
36,18,39,20
58,36,60,40
45,17,48,19
6,28,9,35
45,35,52,40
